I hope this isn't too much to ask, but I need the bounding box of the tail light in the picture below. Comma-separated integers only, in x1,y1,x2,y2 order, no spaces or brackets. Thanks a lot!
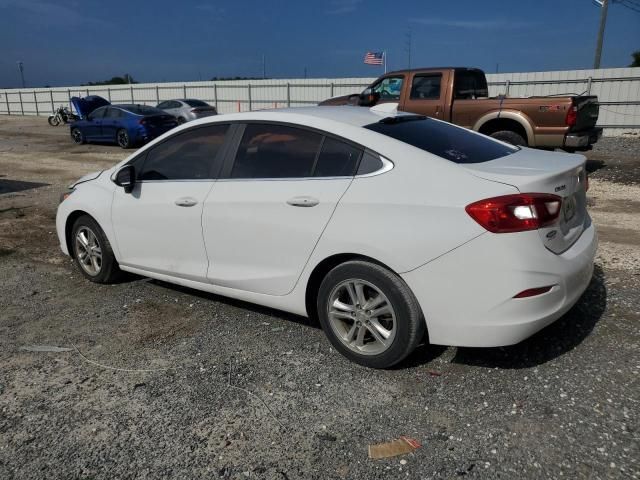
138,118,147,125
190,108,198,113
565,105,577,127
466,194,562,233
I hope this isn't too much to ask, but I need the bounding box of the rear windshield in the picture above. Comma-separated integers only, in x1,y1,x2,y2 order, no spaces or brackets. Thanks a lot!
120,105,165,115
184,99,209,107
364,116,517,164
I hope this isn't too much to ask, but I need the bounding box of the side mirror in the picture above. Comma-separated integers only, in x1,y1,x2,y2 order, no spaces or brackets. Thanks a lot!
358,90,380,107
114,165,135,193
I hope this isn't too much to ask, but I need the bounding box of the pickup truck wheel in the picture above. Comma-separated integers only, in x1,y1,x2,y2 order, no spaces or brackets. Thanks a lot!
489,130,527,147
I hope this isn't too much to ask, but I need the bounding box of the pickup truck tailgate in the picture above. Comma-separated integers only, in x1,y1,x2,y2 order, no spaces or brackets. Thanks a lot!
463,148,589,254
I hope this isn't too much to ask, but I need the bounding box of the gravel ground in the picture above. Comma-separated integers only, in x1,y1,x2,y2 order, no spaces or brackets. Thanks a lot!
0,117,638,479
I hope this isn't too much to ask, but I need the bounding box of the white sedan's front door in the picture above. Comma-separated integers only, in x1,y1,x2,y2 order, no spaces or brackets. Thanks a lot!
111,124,229,281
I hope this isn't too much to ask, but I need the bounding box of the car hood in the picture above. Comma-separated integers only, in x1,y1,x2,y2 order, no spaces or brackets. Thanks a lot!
318,94,360,106
69,170,103,188
70,95,110,119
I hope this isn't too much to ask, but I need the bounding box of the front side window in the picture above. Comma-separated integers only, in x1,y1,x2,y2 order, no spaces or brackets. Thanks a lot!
371,76,404,100
139,125,228,180
104,107,122,118
87,107,106,121
231,124,322,179
365,117,517,164
410,74,442,100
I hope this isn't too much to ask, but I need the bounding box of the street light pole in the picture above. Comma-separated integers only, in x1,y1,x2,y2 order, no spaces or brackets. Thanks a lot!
17,61,25,88
593,0,609,69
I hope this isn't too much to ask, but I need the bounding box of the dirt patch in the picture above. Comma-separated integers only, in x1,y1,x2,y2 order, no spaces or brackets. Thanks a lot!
124,301,203,345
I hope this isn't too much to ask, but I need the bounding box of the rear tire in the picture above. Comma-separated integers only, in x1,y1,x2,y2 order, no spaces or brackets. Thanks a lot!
48,115,61,127
317,260,425,369
116,129,131,149
177,116,186,124
489,130,527,147
71,215,122,283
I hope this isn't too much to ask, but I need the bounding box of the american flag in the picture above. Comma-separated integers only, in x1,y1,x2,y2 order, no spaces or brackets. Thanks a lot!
364,51,384,65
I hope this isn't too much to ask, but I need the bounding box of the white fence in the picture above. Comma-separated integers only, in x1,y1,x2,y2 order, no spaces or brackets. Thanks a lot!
1,67,638,136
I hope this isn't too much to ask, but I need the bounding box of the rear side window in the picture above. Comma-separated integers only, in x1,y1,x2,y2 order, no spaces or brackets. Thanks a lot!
314,138,361,177
365,117,517,164
231,124,322,179
454,70,489,99
139,125,228,180
410,74,442,100
357,152,384,175
184,100,209,107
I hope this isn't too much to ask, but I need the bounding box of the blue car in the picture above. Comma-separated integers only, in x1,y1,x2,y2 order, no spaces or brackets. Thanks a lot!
69,95,178,148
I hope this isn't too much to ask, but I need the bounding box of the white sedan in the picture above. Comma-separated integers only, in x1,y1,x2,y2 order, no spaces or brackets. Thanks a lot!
56,105,597,368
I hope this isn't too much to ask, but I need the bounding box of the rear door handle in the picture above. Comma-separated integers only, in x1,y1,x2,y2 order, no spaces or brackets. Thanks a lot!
286,196,319,207
175,197,198,207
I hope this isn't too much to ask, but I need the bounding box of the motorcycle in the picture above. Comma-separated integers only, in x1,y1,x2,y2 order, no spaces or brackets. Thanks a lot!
48,106,79,126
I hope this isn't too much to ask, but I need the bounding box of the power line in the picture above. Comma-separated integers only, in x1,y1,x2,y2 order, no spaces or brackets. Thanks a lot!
617,0,640,13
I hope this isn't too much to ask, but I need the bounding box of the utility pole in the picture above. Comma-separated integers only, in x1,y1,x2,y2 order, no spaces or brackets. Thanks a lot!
593,0,609,69
17,61,25,88
404,29,412,69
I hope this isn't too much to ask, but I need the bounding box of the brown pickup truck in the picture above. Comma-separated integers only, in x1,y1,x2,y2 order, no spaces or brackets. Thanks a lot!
319,67,602,151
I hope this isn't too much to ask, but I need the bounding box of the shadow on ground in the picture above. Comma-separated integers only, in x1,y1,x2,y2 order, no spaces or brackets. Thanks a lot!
0,179,49,195
120,264,606,370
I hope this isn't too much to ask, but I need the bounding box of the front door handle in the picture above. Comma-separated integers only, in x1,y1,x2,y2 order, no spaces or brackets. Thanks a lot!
175,197,198,207
286,196,319,207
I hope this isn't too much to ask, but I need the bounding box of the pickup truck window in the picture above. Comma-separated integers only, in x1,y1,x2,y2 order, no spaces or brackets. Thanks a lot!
410,74,442,100
365,116,517,164
371,76,404,100
454,70,488,99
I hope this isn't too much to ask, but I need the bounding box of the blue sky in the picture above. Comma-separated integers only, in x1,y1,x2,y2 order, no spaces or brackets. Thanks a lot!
1,0,639,87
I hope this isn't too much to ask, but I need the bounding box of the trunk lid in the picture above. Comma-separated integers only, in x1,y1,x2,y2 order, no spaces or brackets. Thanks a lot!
464,148,589,254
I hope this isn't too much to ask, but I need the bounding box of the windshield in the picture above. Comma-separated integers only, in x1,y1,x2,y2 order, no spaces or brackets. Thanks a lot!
184,99,209,107
120,105,165,115
365,116,517,164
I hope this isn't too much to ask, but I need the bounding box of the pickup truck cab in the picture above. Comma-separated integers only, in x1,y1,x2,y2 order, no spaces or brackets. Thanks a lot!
319,67,602,151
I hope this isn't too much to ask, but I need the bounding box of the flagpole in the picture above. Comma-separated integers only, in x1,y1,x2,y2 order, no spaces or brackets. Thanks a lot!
384,51,387,74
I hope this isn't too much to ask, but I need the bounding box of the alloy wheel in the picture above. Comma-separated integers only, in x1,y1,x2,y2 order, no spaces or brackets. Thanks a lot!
71,129,82,143
117,130,129,148
327,279,397,355
75,226,102,276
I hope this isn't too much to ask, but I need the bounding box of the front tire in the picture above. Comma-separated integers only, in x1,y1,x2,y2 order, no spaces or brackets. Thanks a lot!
71,128,85,144
489,130,527,147
317,260,425,369
71,215,122,283
116,129,132,149
48,115,61,127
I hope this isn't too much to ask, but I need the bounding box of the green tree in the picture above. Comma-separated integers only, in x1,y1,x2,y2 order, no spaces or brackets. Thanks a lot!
630,50,640,67
83,74,138,86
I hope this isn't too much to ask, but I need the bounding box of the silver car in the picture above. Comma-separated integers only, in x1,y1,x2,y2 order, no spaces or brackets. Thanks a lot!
156,99,217,124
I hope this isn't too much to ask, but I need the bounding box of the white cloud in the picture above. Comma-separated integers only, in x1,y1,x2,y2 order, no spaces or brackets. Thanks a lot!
411,17,534,29
326,0,363,15
0,0,110,27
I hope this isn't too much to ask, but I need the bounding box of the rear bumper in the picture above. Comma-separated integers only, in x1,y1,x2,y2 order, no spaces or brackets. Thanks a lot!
564,127,603,150
401,218,597,347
